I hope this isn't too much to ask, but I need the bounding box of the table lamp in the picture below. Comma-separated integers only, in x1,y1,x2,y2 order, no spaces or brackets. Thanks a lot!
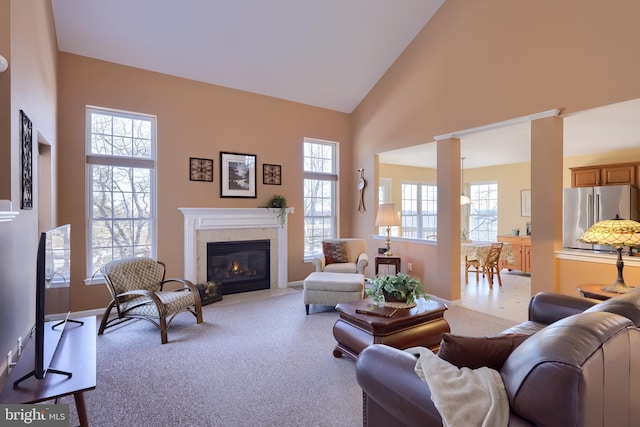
579,215,640,293
375,203,401,256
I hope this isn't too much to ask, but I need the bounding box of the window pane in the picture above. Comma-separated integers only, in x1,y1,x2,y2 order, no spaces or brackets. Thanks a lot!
87,108,156,276
469,183,498,241
303,139,337,258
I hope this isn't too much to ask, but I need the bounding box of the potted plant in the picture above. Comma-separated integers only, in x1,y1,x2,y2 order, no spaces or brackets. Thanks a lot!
366,272,429,306
263,194,288,225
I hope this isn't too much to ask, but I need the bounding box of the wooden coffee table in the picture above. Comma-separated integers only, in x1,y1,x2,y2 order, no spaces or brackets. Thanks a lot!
333,298,450,360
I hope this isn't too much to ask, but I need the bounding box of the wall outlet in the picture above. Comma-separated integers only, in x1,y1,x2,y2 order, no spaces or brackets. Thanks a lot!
407,263,413,272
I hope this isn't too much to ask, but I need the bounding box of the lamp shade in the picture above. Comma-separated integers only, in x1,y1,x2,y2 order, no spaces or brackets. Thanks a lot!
579,216,640,247
375,204,401,227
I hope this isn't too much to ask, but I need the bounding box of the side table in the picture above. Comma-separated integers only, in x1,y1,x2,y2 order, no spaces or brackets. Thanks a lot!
577,283,635,301
375,256,401,276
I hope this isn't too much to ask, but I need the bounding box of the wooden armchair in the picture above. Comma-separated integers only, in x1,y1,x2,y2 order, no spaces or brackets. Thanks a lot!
465,242,504,289
98,257,203,344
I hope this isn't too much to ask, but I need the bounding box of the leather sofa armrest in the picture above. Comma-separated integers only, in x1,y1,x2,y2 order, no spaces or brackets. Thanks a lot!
355,345,443,427
528,292,597,324
312,255,325,272
356,253,369,275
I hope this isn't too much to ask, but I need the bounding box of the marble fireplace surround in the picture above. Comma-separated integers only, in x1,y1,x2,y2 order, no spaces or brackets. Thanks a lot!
178,208,293,289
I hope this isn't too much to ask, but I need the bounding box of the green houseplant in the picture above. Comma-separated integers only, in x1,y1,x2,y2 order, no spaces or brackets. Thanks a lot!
366,272,429,306
263,194,288,225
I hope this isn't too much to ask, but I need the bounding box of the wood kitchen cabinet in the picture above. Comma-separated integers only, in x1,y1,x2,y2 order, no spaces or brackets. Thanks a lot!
570,163,637,187
497,235,531,273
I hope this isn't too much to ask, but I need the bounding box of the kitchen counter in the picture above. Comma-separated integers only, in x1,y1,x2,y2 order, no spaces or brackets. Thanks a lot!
556,249,640,267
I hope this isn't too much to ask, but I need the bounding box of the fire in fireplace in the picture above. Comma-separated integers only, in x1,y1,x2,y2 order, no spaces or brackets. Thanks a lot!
207,239,270,295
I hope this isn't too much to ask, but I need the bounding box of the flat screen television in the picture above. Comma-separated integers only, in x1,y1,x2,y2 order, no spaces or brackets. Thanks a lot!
14,224,74,386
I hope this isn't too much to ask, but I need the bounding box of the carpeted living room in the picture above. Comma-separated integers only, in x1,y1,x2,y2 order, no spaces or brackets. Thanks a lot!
60,287,518,426
3,1,640,427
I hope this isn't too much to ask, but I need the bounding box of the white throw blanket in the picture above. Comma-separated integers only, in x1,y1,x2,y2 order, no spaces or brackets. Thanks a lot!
406,347,509,427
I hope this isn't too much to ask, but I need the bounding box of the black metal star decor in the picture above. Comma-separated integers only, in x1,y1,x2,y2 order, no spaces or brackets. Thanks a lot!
20,110,33,209
263,164,281,185
189,157,214,182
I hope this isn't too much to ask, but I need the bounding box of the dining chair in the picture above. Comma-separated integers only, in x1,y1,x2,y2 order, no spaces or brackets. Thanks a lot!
483,242,504,289
464,242,503,289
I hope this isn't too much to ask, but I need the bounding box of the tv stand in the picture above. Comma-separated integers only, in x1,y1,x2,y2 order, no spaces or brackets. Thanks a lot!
52,317,84,330
13,367,73,388
0,316,96,427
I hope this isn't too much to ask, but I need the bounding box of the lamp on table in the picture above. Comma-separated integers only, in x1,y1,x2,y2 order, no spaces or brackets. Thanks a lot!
579,215,640,293
375,204,401,256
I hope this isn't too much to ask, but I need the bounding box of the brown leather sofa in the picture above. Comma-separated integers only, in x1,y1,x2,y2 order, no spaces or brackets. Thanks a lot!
355,289,640,427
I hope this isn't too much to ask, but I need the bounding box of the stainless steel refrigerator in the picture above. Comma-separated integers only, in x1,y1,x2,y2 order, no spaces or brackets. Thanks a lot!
563,184,639,251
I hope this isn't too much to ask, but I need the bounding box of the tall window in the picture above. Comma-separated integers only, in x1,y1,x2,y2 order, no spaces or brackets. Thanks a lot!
468,182,498,241
86,107,156,277
378,178,392,236
303,139,338,259
401,183,437,239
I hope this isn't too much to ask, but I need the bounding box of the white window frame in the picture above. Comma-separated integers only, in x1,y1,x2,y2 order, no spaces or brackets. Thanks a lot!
468,182,498,241
378,178,392,236
401,182,437,239
85,106,157,280
303,138,339,260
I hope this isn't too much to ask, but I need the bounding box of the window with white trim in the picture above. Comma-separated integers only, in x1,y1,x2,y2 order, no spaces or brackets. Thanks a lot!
401,183,437,239
303,139,338,259
378,178,392,236
468,182,498,241
86,107,157,277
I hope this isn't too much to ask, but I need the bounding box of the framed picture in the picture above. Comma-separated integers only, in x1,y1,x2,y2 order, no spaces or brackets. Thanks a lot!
220,152,257,198
20,110,33,210
521,189,531,217
189,157,213,182
263,164,282,185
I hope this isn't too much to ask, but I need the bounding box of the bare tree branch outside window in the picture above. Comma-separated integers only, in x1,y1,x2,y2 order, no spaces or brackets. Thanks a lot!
303,140,337,258
87,108,156,277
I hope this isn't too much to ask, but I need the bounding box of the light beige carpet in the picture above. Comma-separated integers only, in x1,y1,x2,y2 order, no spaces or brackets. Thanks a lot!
58,288,516,426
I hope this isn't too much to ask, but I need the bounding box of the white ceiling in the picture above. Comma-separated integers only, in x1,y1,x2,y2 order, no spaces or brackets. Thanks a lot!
379,98,640,169
51,0,445,114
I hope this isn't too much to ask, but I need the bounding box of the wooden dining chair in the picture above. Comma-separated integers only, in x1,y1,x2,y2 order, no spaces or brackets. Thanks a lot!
483,242,504,289
464,254,483,284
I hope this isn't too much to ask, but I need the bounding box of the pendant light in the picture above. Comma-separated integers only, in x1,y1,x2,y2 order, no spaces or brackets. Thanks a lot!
460,157,471,205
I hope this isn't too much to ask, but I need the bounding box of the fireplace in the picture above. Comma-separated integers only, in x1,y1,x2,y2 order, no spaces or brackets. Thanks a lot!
179,207,293,289
207,239,271,295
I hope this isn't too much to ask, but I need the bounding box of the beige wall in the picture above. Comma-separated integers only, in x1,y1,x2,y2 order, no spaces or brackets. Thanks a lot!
0,0,58,385
352,0,640,299
57,53,352,312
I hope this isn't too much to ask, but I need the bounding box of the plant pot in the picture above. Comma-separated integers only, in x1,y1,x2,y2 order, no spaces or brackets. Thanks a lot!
382,290,406,304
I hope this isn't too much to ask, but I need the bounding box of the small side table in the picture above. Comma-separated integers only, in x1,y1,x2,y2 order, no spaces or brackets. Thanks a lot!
375,256,401,276
577,284,635,301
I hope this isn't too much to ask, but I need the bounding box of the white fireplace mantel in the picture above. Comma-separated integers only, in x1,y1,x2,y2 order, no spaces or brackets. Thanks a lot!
178,207,294,289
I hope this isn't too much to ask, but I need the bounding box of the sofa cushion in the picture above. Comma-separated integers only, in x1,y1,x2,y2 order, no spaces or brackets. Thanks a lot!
322,241,348,265
437,333,529,371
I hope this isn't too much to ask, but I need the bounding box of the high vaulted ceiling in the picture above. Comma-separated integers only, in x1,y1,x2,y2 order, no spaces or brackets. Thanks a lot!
50,1,640,167
51,0,445,114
